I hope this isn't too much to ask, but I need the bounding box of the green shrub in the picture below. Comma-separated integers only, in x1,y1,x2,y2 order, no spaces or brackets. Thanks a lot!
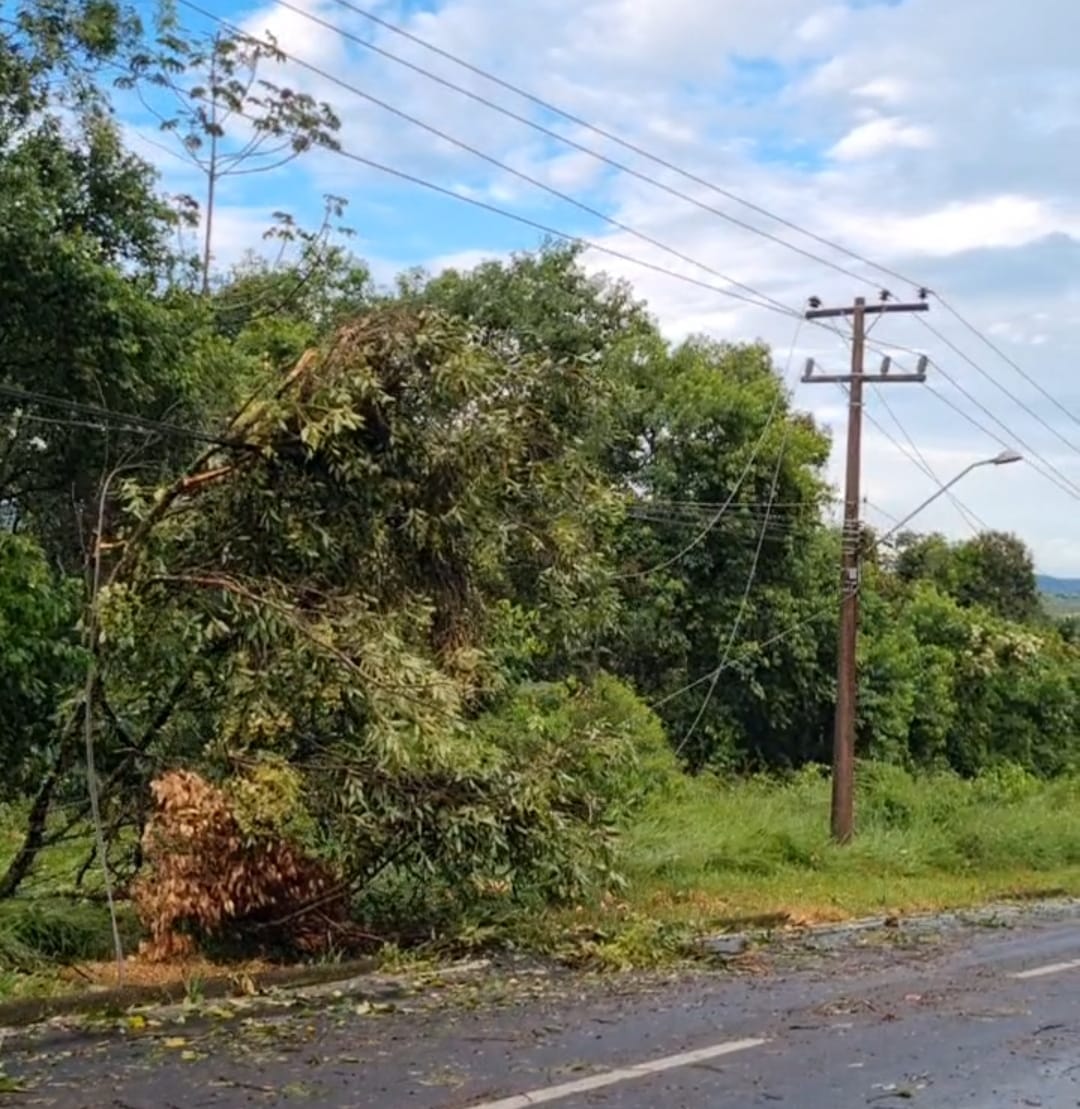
483,673,680,814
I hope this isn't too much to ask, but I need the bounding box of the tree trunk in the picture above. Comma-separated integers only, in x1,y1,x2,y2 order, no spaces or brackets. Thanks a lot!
0,742,73,898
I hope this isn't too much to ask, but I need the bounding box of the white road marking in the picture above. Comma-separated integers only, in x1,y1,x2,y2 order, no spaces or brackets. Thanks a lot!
1010,958,1080,980
464,1036,768,1109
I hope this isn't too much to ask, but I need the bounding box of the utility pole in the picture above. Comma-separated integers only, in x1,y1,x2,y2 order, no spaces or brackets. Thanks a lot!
803,294,929,842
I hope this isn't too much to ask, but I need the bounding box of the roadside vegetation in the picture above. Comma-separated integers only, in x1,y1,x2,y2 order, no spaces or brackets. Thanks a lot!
4,1,1080,1003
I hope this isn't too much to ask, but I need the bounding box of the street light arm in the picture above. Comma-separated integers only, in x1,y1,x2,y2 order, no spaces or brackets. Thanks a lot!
878,462,980,544
876,450,1021,546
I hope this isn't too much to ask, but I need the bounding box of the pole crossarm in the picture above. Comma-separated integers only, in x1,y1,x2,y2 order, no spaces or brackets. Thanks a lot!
802,372,927,384
805,301,930,320
803,355,928,385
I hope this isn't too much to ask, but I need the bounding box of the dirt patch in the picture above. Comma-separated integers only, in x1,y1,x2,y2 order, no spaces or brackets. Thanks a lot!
61,955,274,990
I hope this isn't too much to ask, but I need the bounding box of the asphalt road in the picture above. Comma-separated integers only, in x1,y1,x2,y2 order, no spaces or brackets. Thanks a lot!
7,903,1080,1107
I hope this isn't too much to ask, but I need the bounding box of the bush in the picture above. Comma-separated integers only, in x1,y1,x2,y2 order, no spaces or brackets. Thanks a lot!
857,761,918,830
973,762,1041,804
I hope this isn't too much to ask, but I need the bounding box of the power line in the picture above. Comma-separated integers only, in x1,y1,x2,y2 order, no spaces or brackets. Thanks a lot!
627,518,809,543
0,383,245,449
934,294,1080,432
862,498,901,528
631,502,818,519
615,318,806,580
817,335,987,536
655,460,983,713
650,586,847,711
288,0,1080,487
173,4,1080,504
45,2,1080,503
850,330,1080,504
921,378,1080,507
615,403,785,579
628,511,817,536
312,0,922,294
259,0,900,297
646,497,837,509
630,512,819,531
175,0,795,319
156,10,1080,526
917,315,1080,459
174,102,828,338
152,34,931,586
673,319,805,757
634,498,828,521
924,361,1080,501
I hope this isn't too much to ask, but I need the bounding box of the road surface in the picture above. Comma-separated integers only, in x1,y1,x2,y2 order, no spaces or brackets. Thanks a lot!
6,903,1080,1107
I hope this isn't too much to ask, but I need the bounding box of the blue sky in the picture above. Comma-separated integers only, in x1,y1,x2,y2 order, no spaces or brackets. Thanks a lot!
118,0,1080,572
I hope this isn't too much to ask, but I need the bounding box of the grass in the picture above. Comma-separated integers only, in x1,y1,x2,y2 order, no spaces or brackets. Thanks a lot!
0,898,141,1001
615,761,1080,933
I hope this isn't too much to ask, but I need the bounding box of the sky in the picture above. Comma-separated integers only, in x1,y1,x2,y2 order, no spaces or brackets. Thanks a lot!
118,0,1080,574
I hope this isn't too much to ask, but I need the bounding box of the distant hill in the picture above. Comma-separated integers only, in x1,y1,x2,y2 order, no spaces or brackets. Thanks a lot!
1038,574,1080,597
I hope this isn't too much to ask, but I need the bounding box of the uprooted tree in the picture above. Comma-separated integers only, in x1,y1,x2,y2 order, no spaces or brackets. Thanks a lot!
1,303,677,950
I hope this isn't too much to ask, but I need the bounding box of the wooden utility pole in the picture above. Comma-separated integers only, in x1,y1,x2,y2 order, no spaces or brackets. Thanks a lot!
803,294,929,842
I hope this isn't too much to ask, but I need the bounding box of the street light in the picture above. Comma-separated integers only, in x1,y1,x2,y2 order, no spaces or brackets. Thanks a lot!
877,449,1023,545
831,447,1022,844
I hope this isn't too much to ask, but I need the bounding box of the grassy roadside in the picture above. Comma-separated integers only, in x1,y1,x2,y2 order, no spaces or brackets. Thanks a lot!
4,762,1080,999
615,762,1080,927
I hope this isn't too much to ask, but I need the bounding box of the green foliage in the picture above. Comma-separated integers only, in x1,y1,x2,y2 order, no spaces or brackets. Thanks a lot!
474,674,680,820
855,578,1080,777
341,676,676,932
124,13,343,291
894,529,1039,623
0,3,229,563
953,530,1040,623
79,305,654,943
574,914,696,971
0,534,84,798
211,230,372,367
610,336,835,770
225,755,317,847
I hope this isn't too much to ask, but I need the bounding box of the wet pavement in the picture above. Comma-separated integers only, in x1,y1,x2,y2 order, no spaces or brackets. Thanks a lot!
6,903,1080,1107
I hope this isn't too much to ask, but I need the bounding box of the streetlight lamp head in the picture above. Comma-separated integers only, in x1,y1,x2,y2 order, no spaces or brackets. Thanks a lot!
992,449,1023,466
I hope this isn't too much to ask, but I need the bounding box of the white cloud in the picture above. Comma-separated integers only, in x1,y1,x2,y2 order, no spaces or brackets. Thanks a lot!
843,195,1072,257
829,116,934,161
853,77,912,106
